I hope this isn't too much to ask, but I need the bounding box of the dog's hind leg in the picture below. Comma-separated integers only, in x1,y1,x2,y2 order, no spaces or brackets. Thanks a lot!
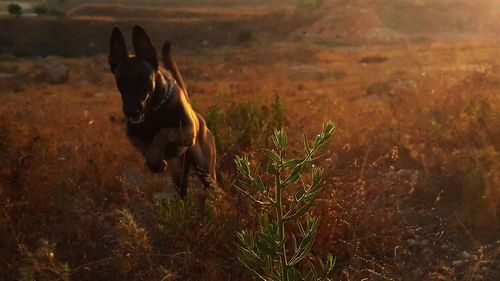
195,166,215,190
191,129,217,189
167,155,191,198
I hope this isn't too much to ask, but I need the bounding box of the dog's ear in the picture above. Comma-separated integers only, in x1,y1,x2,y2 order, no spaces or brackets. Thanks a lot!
162,40,188,95
132,25,158,69
162,40,171,58
161,40,172,68
109,27,128,73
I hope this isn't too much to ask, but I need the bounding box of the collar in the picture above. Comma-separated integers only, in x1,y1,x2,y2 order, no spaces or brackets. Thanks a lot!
151,76,175,111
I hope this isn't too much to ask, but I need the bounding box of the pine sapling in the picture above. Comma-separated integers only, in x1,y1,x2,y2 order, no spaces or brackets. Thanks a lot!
235,121,336,281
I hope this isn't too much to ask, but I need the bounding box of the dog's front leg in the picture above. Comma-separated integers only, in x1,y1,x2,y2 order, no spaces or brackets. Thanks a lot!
143,125,195,172
144,133,169,173
160,126,196,147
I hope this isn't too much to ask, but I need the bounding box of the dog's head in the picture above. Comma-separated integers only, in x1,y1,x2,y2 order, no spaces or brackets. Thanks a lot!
108,25,159,124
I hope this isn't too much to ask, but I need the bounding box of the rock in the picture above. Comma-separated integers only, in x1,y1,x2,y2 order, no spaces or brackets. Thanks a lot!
359,55,389,64
407,239,417,246
291,64,327,74
121,170,144,191
461,251,472,259
39,63,69,84
152,192,175,201
389,79,418,97
0,72,16,79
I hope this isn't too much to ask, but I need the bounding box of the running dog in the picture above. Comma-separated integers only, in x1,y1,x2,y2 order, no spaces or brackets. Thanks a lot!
108,25,216,198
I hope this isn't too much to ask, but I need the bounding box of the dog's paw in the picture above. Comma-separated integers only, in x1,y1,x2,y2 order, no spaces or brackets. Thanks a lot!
147,160,167,173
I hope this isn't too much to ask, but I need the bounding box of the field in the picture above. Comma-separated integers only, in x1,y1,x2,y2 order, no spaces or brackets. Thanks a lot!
0,1,499,280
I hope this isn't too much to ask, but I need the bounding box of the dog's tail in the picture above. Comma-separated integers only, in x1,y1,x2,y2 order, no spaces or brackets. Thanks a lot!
162,41,188,97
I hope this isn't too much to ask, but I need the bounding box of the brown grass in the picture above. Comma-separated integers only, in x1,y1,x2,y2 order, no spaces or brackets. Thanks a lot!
0,27,499,281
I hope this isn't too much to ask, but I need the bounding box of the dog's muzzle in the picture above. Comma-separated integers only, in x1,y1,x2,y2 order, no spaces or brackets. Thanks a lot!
124,106,145,124
128,113,144,124
125,92,152,124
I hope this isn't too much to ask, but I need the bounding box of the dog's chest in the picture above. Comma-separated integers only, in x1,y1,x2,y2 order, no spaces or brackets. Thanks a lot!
126,110,181,142
126,120,188,159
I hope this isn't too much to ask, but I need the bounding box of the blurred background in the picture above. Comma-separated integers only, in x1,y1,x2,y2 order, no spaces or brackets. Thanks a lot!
2,0,500,55
0,1,499,280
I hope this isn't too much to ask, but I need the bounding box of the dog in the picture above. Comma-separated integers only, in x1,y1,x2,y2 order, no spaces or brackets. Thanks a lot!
108,25,216,198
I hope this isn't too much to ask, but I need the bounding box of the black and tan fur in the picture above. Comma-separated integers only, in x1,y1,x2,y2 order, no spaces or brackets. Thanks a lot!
109,25,216,198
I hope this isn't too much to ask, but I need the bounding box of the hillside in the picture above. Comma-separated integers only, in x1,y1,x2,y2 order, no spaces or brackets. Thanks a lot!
295,0,500,44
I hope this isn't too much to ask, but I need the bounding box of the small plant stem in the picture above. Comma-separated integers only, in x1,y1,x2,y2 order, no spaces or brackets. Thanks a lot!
275,172,288,281
236,123,335,281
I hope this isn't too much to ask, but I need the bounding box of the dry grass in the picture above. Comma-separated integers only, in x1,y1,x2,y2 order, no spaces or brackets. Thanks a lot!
0,35,499,280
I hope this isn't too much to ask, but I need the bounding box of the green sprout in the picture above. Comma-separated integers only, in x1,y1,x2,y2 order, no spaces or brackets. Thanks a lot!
235,121,336,281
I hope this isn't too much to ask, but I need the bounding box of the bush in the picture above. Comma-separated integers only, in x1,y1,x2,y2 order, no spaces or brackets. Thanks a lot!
155,195,212,236
205,95,286,170
18,240,70,281
236,30,254,43
111,209,152,276
48,8,65,16
296,0,320,9
365,80,393,96
234,121,336,280
358,55,389,64
7,3,22,17
33,6,48,15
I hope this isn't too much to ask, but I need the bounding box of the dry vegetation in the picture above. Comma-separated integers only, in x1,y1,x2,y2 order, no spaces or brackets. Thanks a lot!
0,1,499,280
